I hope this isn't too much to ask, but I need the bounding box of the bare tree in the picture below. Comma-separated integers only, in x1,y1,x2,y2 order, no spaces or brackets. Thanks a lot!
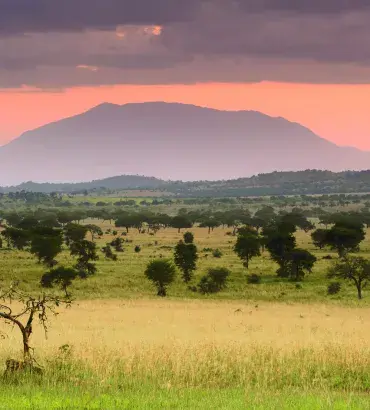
0,282,71,373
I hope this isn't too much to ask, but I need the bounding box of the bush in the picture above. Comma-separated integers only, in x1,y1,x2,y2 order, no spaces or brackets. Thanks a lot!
247,274,261,284
328,282,341,295
134,245,141,253
112,230,118,236
212,249,223,258
198,267,231,294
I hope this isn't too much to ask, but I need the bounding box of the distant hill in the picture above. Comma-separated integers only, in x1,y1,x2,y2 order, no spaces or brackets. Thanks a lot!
2,170,370,197
1,102,370,186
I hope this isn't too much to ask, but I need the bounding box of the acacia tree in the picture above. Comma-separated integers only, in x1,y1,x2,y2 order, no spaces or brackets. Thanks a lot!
85,224,103,242
145,259,176,297
263,224,297,276
325,225,365,258
0,282,71,370
311,229,328,250
41,267,80,297
327,256,370,300
174,237,198,283
199,218,221,234
171,216,193,233
283,249,317,281
70,239,99,277
30,227,63,267
64,224,88,247
1,227,30,250
234,228,261,269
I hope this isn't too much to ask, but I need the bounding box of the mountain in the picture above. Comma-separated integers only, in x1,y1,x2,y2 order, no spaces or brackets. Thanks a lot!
1,102,370,185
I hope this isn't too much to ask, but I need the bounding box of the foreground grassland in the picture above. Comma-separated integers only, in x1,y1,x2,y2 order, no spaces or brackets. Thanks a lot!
2,220,370,407
2,301,370,408
1,223,370,303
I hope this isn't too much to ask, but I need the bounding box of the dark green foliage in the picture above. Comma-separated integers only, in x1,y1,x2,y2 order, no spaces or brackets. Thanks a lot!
199,218,221,234
64,224,88,247
198,267,230,294
102,245,118,261
234,229,261,269
247,274,262,284
70,240,99,277
30,227,63,267
212,248,223,258
183,232,194,244
40,266,80,296
281,249,317,281
1,227,30,250
325,224,365,258
263,224,297,276
145,259,176,297
311,229,328,250
174,240,198,283
110,237,124,252
85,224,103,241
171,216,193,233
134,245,141,253
281,212,315,232
327,282,341,295
328,256,370,299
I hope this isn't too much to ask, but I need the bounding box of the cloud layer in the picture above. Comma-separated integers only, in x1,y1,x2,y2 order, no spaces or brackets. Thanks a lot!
1,0,370,87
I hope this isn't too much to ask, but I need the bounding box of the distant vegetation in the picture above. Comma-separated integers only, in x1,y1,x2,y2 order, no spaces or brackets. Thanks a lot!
2,169,370,197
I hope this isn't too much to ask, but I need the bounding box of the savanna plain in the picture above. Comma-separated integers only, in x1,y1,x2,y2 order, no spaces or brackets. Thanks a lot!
1,199,370,409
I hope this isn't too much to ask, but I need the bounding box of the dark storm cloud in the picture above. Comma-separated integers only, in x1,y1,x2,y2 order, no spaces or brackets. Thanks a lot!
1,0,369,36
0,0,200,34
1,0,370,87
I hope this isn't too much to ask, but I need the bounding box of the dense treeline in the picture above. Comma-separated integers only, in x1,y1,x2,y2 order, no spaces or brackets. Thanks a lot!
2,169,370,196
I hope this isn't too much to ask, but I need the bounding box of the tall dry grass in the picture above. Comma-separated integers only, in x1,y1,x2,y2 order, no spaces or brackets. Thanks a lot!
1,300,370,391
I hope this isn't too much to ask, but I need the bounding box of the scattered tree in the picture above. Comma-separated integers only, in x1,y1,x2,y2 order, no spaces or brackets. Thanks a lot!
327,256,370,299
145,259,176,297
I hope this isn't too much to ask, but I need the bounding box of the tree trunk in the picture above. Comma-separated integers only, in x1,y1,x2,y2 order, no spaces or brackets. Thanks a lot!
357,284,362,300
157,285,166,297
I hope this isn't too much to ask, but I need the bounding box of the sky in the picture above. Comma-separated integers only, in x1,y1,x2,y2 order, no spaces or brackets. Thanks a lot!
1,0,370,150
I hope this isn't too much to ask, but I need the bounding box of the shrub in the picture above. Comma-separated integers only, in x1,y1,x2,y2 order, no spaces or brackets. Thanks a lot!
198,267,231,294
327,282,342,295
134,245,141,253
247,274,261,284
212,249,223,258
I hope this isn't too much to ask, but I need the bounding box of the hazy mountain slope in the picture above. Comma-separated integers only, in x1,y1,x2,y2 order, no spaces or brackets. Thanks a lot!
0,102,369,185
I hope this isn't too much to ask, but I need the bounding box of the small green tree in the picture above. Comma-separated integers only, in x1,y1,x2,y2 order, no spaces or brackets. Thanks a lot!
64,224,88,247
234,230,261,269
174,239,198,283
1,227,30,250
30,227,63,268
282,249,317,281
171,216,193,233
145,259,176,297
327,256,370,300
70,240,99,277
311,229,328,250
110,237,124,252
85,224,103,242
102,244,118,261
41,266,80,297
325,225,365,258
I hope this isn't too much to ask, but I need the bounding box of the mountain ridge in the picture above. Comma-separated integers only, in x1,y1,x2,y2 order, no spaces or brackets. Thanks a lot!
1,102,369,185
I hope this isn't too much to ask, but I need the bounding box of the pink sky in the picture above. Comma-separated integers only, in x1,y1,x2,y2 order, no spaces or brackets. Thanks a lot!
1,81,369,151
